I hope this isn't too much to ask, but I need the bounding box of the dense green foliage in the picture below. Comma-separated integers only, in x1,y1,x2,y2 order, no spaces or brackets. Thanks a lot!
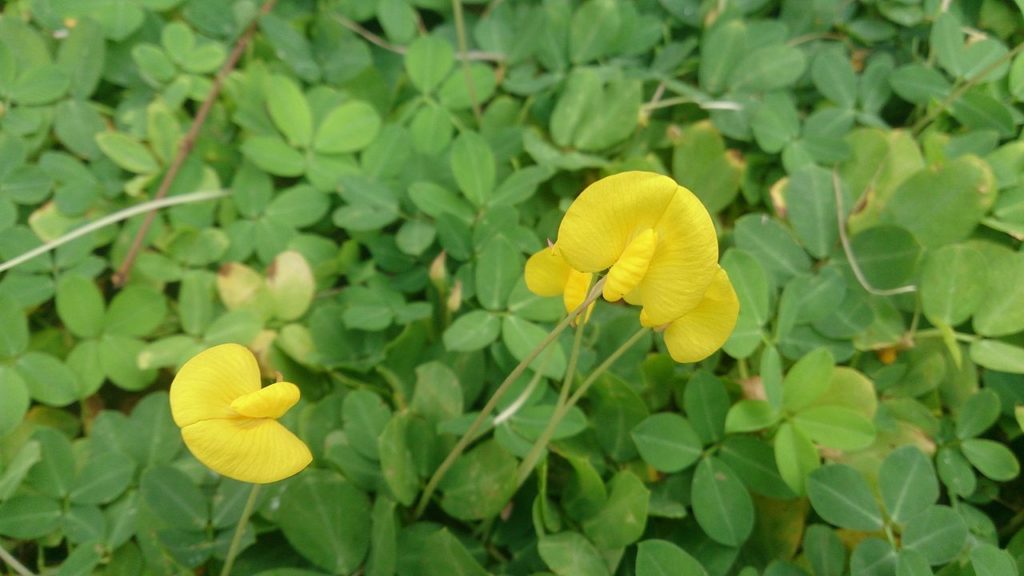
1,0,1024,575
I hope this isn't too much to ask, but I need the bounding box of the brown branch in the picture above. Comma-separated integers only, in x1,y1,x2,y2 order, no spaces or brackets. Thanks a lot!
112,0,279,287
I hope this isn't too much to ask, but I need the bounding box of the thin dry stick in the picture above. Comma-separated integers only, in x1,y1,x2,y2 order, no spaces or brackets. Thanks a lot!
832,170,916,296
452,0,483,124
112,0,279,287
333,14,505,62
0,543,35,576
0,190,228,275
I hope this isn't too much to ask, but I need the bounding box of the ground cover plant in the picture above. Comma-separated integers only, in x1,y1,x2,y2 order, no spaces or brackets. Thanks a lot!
1,0,1024,574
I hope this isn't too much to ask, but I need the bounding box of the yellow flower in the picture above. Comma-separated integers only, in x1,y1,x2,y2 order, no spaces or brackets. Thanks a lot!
169,344,312,483
648,266,739,363
524,171,739,362
524,244,594,318
540,171,720,326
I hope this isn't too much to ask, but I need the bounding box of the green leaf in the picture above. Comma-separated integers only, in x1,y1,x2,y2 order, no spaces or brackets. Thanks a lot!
637,540,708,576
314,101,382,154
96,132,160,174
378,413,419,507
582,470,650,548
57,18,105,99
793,406,875,451
550,68,600,147
683,371,729,445
366,496,397,576
729,44,807,92
438,63,497,110
140,466,208,531
718,436,795,499
951,90,1015,137
878,446,938,524
699,20,747,94
970,340,1024,374
961,438,1020,481
850,538,897,576
54,99,105,160
502,316,566,380
17,352,78,406
734,214,811,285
10,64,69,105
844,225,921,291
126,392,181,467
377,0,417,43
278,472,372,574
973,246,1024,337
0,495,61,538
774,422,819,495
267,251,315,321
56,274,105,339
970,544,1019,576
631,413,703,473
802,525,845,576
69,451,135,505
690,457,754,546
591,374,649,462
879,156,995,248
569,0,620,64
0,440,40,501
476,235,521,310
956,389,1001,439
405,36,453,93
812,46,857,108
782,347,834,412
105,285,166,337
0,367,30,437
890,65,951,105
937,446,976,498
242,136,306,177
752,92,800,154
25,428,74,498
419,528,489,576
451,131,495,207
672,121,743,213
538,532,610,576
440,440,517,520
920,243,986,326
132,44,175,84
0,295,28,358
806,465,884,531
266,75,313,147
443,310,502,352
901,505,967,565
725,399,779,433
343,390,391,461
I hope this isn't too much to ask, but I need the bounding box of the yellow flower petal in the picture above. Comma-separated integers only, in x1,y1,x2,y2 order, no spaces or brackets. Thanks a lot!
637,186,720,325
557,172,719,326
181,418,312,484
170,343,261,428
231,381,300,419
662,267,739,363
563,269,595,323
524,245,570,297
603,228,657,302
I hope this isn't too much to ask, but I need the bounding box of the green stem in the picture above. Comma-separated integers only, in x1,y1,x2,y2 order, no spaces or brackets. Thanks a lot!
914,328,978,343
414,278,606,518
220,483,261,576
515,327,650,488
0,542,35,576
451,0,482,124
911,41,1024,135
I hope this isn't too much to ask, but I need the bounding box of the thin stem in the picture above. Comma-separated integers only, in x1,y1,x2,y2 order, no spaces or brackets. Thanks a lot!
220,483,261,576
451,0,482,124
0,190,229,275
640,95,743,113
911,41,1024,135
914,328,978,343
493,352,551,426
832,170,917,296
112,0,279,287
0,542,35,576
333,14,504,62
515,327,649,488
414,278,606,518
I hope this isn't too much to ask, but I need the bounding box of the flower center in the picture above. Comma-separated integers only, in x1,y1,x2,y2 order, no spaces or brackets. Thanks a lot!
230,381,300,419
603,228,657,302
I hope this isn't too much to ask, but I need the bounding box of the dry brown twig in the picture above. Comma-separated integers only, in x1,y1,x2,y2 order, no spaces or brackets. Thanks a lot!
112,0,280,287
